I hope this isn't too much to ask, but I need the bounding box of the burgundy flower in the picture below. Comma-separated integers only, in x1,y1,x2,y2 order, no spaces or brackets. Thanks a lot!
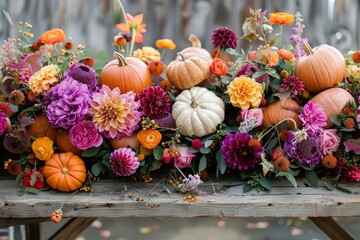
138,86,170,119
110,148,139,176
281,76,304,96
3,127,31,153
212,27,238,49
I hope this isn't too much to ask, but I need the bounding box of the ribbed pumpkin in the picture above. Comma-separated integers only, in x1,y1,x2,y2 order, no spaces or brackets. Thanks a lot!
43,152,86,192
166,54,211,90
27,114,57,142
262,98,301,129
172,87,225,137
296,42,346,93
56,129,82,156
99,52,152,94
109,134,140,150
310,87,354,128
178,34,213,64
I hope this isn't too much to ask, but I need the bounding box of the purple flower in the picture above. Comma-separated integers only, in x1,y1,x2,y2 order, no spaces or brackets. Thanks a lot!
64,63,97,91
235,63,258,77
284,131,322,168
221,132,263,170
138,86,170,119
0,110,8,136
155,112,176,128
3,127,31,153
299,101,327,133
109,148,139,176
281,76,304,96
69,121,103,150
45,79,90,129
212,27,238,49
178,174,203,193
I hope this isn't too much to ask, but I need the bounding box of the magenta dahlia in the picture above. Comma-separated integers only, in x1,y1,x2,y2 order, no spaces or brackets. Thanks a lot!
221,132,263,170
109,148,139,176
299,101,327,133
138,86,170,119
212,27,238,49
281,76,304,96
64,63,97,90
0,110,7,136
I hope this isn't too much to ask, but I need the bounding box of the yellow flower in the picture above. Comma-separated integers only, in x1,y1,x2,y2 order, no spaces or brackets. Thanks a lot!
133,46,160,64
227,76,263,109
28,65,59,95
156,39,176,50
31,137,54,161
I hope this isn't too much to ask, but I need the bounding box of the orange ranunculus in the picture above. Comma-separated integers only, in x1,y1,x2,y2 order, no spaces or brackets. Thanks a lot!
31,136,54,161
156,39,176,50
116,13,147,43
267,52,279,67
211,58,228,75
268,12,294,25
38,28,66,44
277,49,294,60
227,76,263,109
137,129,162,149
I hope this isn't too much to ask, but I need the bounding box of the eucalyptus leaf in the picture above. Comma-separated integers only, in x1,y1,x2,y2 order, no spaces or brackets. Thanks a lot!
265,138,279,152
324,181,335,191
25,187,40,194
243,183,253,193
92,162,102,176
15,171,25,184
285,172,297,188
259,177,272,191
204,140,213,148
198,155,207,172
200,147,211,154
81,147,101,158
335,184,352,193
153,146,164,161
216,149,226,174
17,189,25,197
305,170,318,187
330,114,342,126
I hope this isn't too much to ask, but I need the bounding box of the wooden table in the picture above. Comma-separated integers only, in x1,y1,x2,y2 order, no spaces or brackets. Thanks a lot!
0,179,359,240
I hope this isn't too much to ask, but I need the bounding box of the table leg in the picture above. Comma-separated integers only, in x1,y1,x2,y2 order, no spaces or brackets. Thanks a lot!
25,223,41,240
309,217,355,240
48,217,97,240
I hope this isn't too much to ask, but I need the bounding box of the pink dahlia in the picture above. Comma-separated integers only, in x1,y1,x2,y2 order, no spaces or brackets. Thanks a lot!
138,86,170,119
89,85,142,139
221,132,263,170
281,76,304,96
0,110,8,136
299,101,327,133
212,27,238,49
109,148,139,176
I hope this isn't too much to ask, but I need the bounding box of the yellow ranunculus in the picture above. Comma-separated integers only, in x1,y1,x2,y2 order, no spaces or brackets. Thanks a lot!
133,46,160,64
31,136,54,161
227,76,263,109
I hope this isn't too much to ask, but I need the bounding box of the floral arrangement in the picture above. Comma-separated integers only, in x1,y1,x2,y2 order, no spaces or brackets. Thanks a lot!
2,2,360,213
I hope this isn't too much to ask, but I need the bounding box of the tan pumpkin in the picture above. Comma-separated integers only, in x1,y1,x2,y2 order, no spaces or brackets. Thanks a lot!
99,52,152,94
43,152,86,192
56,129,82,156
262,98,301,129
178,34,213,64
27,114,57,142
172,86,225,137
166,54,211,90
296,42,346,93
310,87,354,128
109,134,140,150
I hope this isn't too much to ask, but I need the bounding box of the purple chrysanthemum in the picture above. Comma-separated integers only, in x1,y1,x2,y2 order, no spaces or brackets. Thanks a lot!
0,110,8,136
299,101,327,133
155,112,176,128
45,79,90,129
281,76,304,96
221,132,263,170
138,86,170,119
212,27,238,49
64,63,97,90
109,148,139,176
284,131,322,168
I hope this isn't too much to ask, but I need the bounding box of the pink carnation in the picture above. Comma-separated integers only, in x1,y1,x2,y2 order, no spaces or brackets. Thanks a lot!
318,129,340,155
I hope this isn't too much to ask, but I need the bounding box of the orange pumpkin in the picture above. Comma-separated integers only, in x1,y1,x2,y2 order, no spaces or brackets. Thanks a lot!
296,42,346,93
99,52,152,94
27,114,57,142
43,152,86,192
310,87,354,128
262,98,301,129
110,134,140,150
56,129,82,156
178,34,213,64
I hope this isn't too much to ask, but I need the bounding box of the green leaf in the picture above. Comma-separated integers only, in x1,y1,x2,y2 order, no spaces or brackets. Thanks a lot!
30,173,37,186
324,181,335,191
204,140,213,148
252,71,265,79
216,149,226,175
92,162,102,176
198,155,207,172
265,138,278,151
297,163,313,171
225,48,241,56
274,91,291,106
81,147,101,158
200,147,211,154
168,91,177,101
335,184,352,193
259,177,272,191
17,189,25,197
96,51,109,61
285,172,297,188
153,146,164,161
243,183,253,193
15,171,25,184
305,170,318,187
266,68,280,79
330,114,342,126
25,187,40,194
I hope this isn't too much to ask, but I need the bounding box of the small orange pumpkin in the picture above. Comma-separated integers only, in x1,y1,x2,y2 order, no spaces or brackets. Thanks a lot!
56,129,82,156
43,152,86,192
310,87,354,128
296,42,346,93
99,52,152,94
178,34,213,64
262,98,301,129
27,114,57,142
110,134,140,150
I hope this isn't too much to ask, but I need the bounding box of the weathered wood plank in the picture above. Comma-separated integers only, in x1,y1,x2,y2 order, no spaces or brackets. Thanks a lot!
310,217,356,240
0,217,49,227
49,217,97,240
0,179,360,222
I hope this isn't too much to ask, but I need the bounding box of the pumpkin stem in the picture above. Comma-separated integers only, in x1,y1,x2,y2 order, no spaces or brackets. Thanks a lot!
302,41,314,55
114,52,127,66
188,34,201,48
190,97,198,108
61,167,68,174
177,53,186,61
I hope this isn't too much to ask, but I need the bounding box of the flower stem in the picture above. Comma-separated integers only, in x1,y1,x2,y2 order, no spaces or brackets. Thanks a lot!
116,0,128,27
258,117,298,141
129,27,136,57
160,49,167,60
146,178,164,196
279,25,283,49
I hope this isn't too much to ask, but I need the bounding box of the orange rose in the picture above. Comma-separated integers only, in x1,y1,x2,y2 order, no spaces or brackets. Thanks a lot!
268,12,294,25
38,28,66,44
210,58,228,75
277,49,294,60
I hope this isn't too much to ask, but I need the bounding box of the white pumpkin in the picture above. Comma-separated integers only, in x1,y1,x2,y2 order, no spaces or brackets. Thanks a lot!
172,87,225,137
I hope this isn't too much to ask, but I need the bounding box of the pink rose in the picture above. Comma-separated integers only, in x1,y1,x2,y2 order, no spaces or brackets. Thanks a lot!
174,147,196,169
241,108,263,127
319,129,340,155
69,121,103,150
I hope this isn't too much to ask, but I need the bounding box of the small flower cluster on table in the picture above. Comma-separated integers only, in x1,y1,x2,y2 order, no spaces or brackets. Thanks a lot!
2,3,360,224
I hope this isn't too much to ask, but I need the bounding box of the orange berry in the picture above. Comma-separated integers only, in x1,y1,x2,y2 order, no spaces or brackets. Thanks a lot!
274,157,290,172
343,107,355,116
64,41,74,50
113,36,127,47
279,130,290,141
81,57,95,67
352,51,360,63
148,60,164,76
344,118,355,129
248,139,262,150
159,79,172,91
322,155,337,169
271,146,284,160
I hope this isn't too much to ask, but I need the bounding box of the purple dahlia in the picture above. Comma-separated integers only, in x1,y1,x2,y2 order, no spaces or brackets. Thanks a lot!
221,132,263,170
64,63,97,90
212,27,238,49
110,148,139,176
138,85,170,119
299,101,327,133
